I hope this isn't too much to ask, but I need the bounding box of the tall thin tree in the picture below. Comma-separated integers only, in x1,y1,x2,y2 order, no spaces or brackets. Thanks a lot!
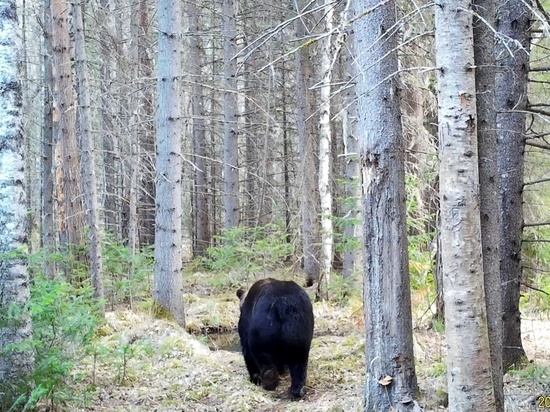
42,0,56,278
188,0,210,255
51,0,85,256
354,1,417,409
473,0,503,407
295,1,321,286
154,0,185,326
318,0,334,288
435,1,496,409
495,0,530,371
73,0,105,305
222,0,240,230
342,1,361,279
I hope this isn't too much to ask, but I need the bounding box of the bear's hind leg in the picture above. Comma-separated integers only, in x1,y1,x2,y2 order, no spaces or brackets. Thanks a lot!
244,353,261,385
288,361,308,399
254,351,280,391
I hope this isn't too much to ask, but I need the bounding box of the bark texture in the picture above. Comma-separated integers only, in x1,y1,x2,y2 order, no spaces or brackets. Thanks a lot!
295,4,320,285
42,0,56,278
473,0,503,408
435,2,496,410
0,0,34,393
354,1,417,410
188,0,210,255
154,0,185,327
73,0,105,304
495,0,530,371
222,0,240,230
51,0,85,251
318,0,334,285
342,2,361,279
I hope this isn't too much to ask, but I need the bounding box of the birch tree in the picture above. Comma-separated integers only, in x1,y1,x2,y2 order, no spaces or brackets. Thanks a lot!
0,0,34,399
318,0,334,287
354,1,416,409
154,0,185,326
495,0,530,371
435,1,496,409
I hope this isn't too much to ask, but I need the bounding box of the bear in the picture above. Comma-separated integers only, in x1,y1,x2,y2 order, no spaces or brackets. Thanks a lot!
236,278,314,399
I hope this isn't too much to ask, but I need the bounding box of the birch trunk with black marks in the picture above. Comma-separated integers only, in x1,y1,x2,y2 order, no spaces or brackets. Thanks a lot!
0,2,34,397
436,1,496,409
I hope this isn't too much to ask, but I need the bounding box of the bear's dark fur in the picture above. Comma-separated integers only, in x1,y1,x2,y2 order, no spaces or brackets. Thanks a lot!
236,278,314,399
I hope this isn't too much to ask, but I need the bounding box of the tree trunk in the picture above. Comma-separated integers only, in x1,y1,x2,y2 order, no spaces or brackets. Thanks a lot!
495,0,530,371
51,0,85,259
435,1,496,409
473,0,503,408
154,0,185,327
295,2,320,286
99,0,118,239
136,0,156,247
188,0,210,255
73,0,105,306
0,3,34,397
318,0,334,289
354,1,417,409
342,2,361,279
127,0,141,306
42,0,56,278
222,0,240,230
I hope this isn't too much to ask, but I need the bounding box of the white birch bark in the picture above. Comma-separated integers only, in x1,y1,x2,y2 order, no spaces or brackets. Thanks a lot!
435,2,496,410
318,0,334,287
0,0,34,384
154,0,185,326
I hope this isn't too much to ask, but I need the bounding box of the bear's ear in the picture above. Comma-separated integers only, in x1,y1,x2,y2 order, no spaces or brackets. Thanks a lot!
236,288,245,300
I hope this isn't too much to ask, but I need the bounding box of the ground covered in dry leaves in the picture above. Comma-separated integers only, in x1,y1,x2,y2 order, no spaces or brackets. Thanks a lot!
68,274,549,412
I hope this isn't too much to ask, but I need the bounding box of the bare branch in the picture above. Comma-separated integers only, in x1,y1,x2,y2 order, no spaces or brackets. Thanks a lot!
523,221,550,227
521,280,549,296
524,176,550,186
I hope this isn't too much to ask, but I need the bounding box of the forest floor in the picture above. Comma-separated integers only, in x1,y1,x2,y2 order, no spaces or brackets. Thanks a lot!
66,272,550,412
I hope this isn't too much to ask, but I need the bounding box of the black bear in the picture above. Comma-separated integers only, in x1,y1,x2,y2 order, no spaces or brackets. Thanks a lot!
236,278,314,399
